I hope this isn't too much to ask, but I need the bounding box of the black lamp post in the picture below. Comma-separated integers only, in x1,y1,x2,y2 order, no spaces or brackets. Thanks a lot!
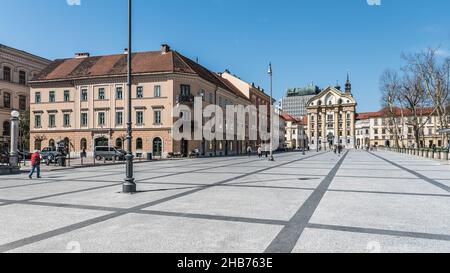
268,63,274,162
123,0,136,193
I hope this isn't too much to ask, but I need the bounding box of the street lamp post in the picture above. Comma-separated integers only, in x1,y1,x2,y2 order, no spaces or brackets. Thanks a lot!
268,63,274,162
123,0,136,194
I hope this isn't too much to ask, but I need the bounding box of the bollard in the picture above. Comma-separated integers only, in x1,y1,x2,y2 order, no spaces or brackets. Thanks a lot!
444,151,449,161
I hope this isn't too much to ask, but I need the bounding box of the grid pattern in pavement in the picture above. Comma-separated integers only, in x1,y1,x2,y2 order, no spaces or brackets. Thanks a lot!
0,150,449,253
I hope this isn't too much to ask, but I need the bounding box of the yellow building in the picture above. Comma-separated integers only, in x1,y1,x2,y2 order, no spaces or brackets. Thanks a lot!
356,108,450,148
29,45,253,158
0,44,51,152
307,77,357,150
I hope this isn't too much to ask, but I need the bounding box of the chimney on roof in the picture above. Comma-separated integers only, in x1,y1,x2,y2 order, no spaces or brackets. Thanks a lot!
161,44,170,54
224,69,230,74
75,52,90,59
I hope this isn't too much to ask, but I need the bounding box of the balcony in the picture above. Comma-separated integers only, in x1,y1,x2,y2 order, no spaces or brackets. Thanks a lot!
176,95,195,104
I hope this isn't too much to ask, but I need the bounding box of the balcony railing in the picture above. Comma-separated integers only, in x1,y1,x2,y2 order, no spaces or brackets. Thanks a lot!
176,95,195,104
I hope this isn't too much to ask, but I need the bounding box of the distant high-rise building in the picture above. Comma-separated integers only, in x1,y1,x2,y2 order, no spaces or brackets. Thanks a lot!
280,84,321,118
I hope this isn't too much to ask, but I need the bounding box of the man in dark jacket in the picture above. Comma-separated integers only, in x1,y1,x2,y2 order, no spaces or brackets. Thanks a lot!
29,151,41,179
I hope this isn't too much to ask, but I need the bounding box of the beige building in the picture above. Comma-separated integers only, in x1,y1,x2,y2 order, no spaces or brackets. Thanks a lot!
219,70,273,150
307,77,357,150
356,108,450,148
280,111,307,150
29,45,256,158
0,44,51,152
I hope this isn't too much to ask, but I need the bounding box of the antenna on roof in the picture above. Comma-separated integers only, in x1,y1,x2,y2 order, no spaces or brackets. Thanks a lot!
196,57,199,63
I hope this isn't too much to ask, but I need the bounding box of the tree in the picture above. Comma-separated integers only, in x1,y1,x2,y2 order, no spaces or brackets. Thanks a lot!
403,48,450,145
19,110,30,150
399,72,434,148
380,70,403,148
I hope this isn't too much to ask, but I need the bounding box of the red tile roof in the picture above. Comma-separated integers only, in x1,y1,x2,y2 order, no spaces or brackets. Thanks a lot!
279,111,306,125
31,47,249,100
356,107,435,120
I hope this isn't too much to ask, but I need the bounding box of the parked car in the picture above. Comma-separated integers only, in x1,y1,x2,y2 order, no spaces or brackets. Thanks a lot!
94,146,123,161
115,149,127,161
40,147,59,159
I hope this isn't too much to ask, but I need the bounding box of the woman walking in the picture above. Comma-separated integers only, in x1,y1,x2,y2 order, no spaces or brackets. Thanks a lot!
29,150,41,179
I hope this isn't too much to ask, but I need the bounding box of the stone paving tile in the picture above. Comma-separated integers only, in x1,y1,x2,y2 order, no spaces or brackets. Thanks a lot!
142,172,240,185
37,183,198,209
146,186,314,221
309,191,450,235
0,204,109,246
8,214,284,253
0,181,117,201
293,228,450,253
329,176,449,195
227,174,324,189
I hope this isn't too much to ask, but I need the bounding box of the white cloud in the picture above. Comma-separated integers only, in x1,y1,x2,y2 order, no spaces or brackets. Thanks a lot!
67,0,81,6
367,0,381,6
436,49,450,57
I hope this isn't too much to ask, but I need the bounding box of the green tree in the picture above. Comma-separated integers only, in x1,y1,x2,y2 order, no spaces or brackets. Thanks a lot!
19,110,30,150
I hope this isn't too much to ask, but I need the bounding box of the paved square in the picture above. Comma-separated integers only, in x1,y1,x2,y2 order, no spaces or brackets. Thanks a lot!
1,150,449,253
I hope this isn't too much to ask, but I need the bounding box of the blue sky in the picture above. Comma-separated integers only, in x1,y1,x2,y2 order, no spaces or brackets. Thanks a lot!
1,0,449,112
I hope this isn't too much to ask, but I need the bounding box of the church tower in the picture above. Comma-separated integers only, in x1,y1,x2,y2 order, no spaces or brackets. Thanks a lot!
345,73,352,96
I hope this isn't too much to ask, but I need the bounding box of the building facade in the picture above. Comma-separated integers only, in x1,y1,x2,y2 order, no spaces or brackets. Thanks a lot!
29,45,254,158
219,70,274,150
280,84,321,119
307,77,357,150
0,44,51,152
356,108,450,148
280,111,307,150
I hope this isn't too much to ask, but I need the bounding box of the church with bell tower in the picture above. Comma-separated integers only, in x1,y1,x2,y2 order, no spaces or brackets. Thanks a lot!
306,74,357,150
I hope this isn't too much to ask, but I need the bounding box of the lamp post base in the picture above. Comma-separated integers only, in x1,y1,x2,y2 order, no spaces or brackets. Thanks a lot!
268,156,275,162
123,180,136,194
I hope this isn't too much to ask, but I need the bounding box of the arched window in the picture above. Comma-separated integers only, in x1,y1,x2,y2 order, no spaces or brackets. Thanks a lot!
3,121,10,136
338,99,343,105
49,139,55,148
3,66,11,82
153,137,163,157
19,71,27,85
136,138,143,150
317,100,322,106
80,138,87,150
34,139,42,151
3,92,11,108
115,138,123,149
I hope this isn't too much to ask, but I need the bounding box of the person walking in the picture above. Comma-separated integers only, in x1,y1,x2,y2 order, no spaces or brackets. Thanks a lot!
447,140,450,151
29,150,41,179
257,146,262,158
247,146,252,157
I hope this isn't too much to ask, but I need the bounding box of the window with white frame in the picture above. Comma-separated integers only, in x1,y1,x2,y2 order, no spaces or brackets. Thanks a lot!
98,88,106,100
81,89,88,101
98,112,106,125
154,85,161,97
81,113,88,127
136,111,144,125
